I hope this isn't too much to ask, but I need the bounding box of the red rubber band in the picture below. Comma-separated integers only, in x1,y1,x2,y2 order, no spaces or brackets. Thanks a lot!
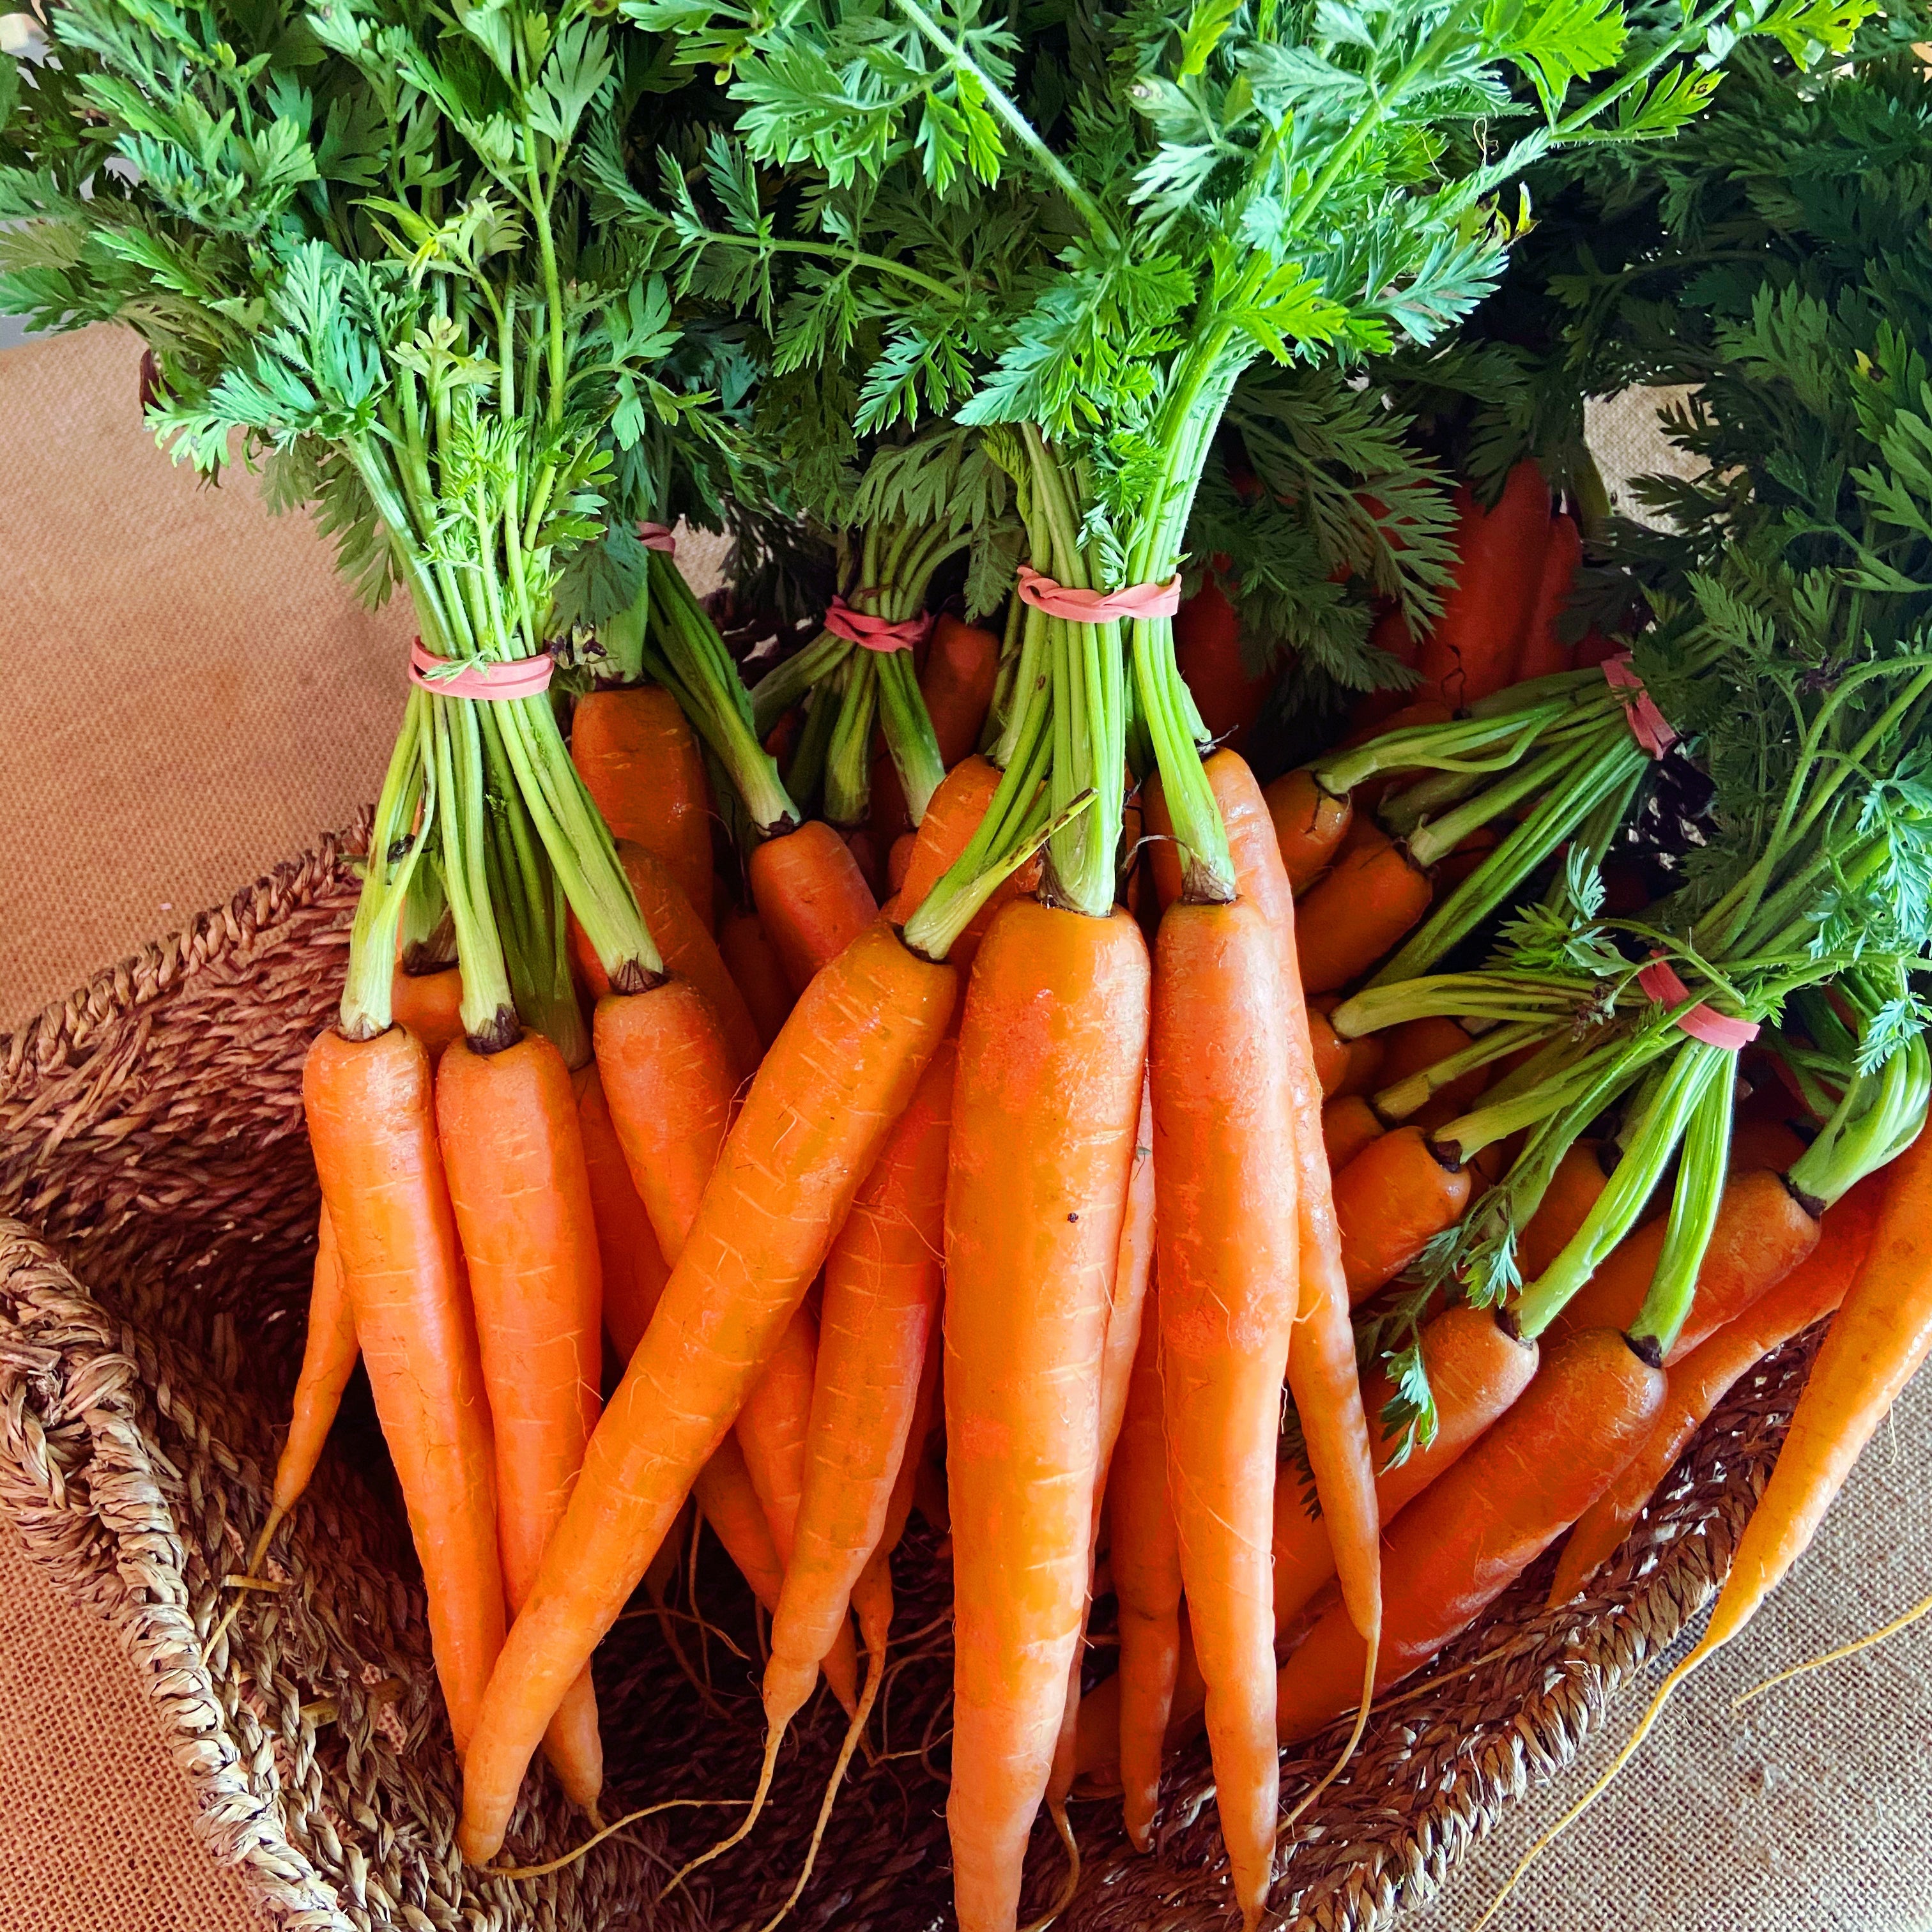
1015,564,1183,623
638,522,677,555
408,639,554,702
1636,954,1758,1049
823,594,934,654
1604,653,1678,758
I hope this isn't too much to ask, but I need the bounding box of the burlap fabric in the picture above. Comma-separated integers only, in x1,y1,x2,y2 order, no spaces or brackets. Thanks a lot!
2,328,1928,1932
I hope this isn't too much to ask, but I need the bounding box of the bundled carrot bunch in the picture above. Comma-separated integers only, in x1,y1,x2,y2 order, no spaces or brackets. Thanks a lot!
12,1,1932,1928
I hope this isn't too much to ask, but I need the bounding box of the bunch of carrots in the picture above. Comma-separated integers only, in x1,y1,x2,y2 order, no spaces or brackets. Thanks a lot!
13,0,1924,1926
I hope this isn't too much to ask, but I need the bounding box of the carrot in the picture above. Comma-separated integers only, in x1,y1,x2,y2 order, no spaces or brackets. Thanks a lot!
1264,768,1353,896
438,1032,606,1809
1274,1328,1664,1742
1322,1094,1384,1172
457,921,954,1862
1049,1075,1158,1812
1376,1014,1489,1128
717,905,796,1051
574,843,762,1084
945,901,1149,1932
1307,1004,1353,1097
736,1301,862,1714
1413,464,1551,708
583,1063,785,1625
758,1039,956,1784
1277,1306,1539,1639
1511,1128,1932,1898
1204,753,1386,1765
1332,1126,1473,1304
1107,1273,1181,1850
259,1204,359,1558
574,1063,671,1361
749,820,879,995
1174,570,1272,752
887,830,916,893
1293,826,1432,995
391,964,466,1066
592,982,738,1271
304,1027,504,1758
693,1431,787,1617
1512,512,1582,683
1151,894,1299,1928
1549,1174,1885,1606
571,686,715,930
924,613,1002,769
1083,1303,1541,1782
1548,1168,1820,1361
1517,1140,1609,1284
848,1321,944,1644
843,823,888,899
898,753,1042,971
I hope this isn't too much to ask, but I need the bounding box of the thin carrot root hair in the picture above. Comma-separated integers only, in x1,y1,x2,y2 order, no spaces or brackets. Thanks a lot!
1280,1628,1378,1839
615,1601,750,1662
1018,1798,1081,1932
1471,1637,1717,1932
492,1795,744,1881
662,1703,789,1899
203,1509,291,1662
753,1620,889,1932
1733,1591,1932,1710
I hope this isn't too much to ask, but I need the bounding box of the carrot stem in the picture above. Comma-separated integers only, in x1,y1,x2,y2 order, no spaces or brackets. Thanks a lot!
340,692,432,1039
1627,1054,1735,1358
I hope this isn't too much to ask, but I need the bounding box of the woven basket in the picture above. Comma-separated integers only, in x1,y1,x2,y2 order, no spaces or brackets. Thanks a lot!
0,823,1825,1932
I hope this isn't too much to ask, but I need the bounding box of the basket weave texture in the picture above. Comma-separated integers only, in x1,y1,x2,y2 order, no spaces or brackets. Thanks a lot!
0,825,1825,1932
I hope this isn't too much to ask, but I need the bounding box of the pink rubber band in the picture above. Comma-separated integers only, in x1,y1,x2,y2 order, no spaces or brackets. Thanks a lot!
638,522,677,555
1015,564,1183,623
408,639,554,701
823,594,934,654
1604,654,1678,758
1636,954,1758,1049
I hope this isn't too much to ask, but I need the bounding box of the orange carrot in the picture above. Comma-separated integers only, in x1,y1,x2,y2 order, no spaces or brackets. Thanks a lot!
1107,1275,1180,1850
1322,1094,1384,1172
1413,464,1551,707
717,905,796,1050
438,1032,605,1808
693,1434,788,1617
1513,512,1582,683
1376,1015,1489,1128
574,1063,670,1361
1307,1004,1353,1097
262,1205,359,1548
1151,895,1299,1927
898,753,1041,972
924,613,1001,769
457,921,954,1861
592,982,737,1271
749,820,879,995
304,1027,504,1758
1549,1169,1820,1361
1333,1126,1473,1304
1174,571,1273,753
1549,1176,1885,1605
946,901,1149,1932
1049,1075,1158,1813
1517,1141,1609,1284
1264,769,1353,896
391,965,466,1066
573,843,761,1084
736,1301,861,1714
759,1040,956,1777
1208,753,1385,1777
1081,1303,1539,1784
571,686,715,930
1275,1328,1664,1742
888,831,916,893
1294,827,1432,995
